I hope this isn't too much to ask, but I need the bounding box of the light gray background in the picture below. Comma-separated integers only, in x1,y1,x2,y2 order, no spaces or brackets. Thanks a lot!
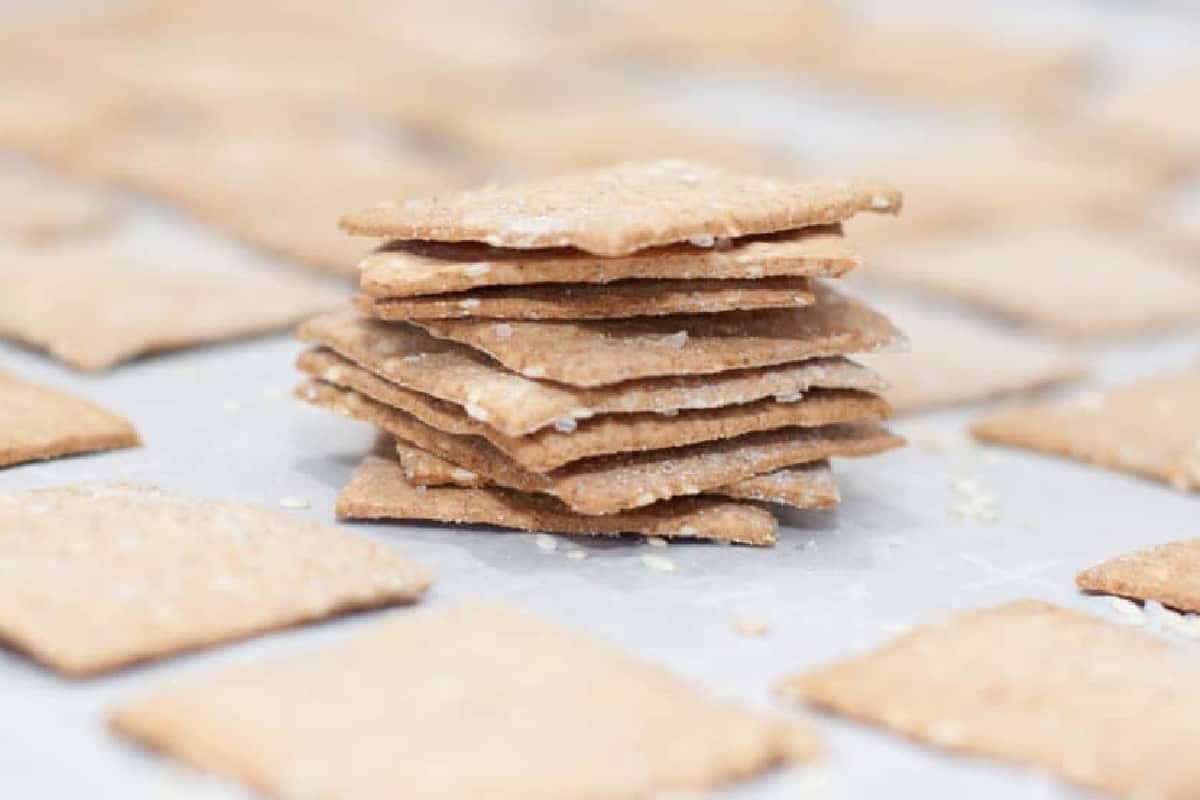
2,1,1199,798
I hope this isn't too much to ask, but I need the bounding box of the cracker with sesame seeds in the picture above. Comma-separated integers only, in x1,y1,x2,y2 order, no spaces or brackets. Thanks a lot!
971,368,1200,492
0,369,140,468
857,307,1085,413
393,440,489,487
359,226,858,298
780,599,1200,800
1077,540,1200,614
0,241,346,371
0,482,430,676
297,309,887,436
363,275,816,320
411,283,904,387
341,159,899,256
339,455,779,545
299,348,889,472
297,380,901,514
112,603,819,798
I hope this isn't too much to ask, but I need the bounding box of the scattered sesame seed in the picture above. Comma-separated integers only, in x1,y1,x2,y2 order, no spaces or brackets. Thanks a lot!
662,330,688,348
449,468,478,482
640,554,676,573
554,415,578,433
687,234,716,247
494,322,513,339
565,549,588,561
278,496,309,509
458,298,481,309
534,533,558,552
464,263,491,277
870,195,892,210
646,536,668,548
735,618,769,636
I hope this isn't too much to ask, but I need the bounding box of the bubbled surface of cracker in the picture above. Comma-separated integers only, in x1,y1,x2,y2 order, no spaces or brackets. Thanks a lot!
365,275,815,320
971,368,1200,492
0,369,140,468
339,456,778,545
298,380,902,514
359,226,858,298
0,483,431,676
299,348,890,472
341,159,900,255
113,603,819,798
413,283,904,387
1077,539,1200,613
781,599,1200,800
298,309,886,436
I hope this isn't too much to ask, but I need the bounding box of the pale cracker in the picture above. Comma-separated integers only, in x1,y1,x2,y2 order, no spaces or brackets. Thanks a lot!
781,599,1200,800
299,348,890,472
971,368,1200,492
1077,540,1200,614
359,226,857,298
857,307,1085,413
414,283,903,386
113,603,818,798
1100,72,1200,172
867,229,1200,337
0,369,140,468
364,276,815,320
0,242,347,371
339,455,779,545
298,380,902,514
298,309,887,436
0,167,118,243
341,159,900,256
0,482,430,676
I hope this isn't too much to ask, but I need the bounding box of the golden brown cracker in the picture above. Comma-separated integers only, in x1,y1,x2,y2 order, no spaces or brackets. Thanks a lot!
413,283,904,386
971,368,1200,492
781,600,1200,800
359,226,857,298
393,440,488,487
341,159,900,256
0,369,140,468
339,456,778,545
298,309,886,436
0,482,430,676
113,603,819,798
298,380,902,514
1077,540,1200,614
364,275,815,320
299,348,889,472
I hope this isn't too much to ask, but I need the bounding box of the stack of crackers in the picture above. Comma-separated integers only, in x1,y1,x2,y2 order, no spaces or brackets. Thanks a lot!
296,160,907,546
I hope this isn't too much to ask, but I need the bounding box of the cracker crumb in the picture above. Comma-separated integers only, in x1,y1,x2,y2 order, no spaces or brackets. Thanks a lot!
646,536,668,549
278,496,309,509
534,533,558,552
640,554,676,573
735,618,769,636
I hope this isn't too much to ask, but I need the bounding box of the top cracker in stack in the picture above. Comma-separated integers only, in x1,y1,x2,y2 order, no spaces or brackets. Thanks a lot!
298,159,906,546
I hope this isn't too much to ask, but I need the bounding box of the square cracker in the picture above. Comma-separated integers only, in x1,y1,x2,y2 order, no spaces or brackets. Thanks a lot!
359,226,858,298
412,283,904,386
0,241,346,371
780,600,1200,800
339,455,779,545
1077,539,1200,614
298,348,890,472
0,369,140,468
340,159,900,256
857,306,1085,413
298,309,887,436
298,380,902,514
363,276,815,320
0,483,430,676
971,368,1200,492
867,229,1200,337
113,603,819,798
390,438,840,510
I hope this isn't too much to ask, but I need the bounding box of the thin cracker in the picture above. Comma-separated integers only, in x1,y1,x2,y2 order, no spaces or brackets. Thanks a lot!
1077,539,1200,614
0,167,118,243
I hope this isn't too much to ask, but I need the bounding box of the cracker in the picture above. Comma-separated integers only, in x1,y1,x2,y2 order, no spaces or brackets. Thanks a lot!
0,369,140,468
393,440,488,487
0,242,346,371
364,276,815,320
299,349,889,472
780,599,1200,800
298,380,902,514
971,368,1200,492
341,159,900,256
0,482,430,676
413,283,904,386
339,456,779,545
857,307,1085,413
867,229,1200,337
359,226,857,298
1100,73,1200,172
0,167,118,242
298,309,886,436
1077,540,1200,614
113,604,818,798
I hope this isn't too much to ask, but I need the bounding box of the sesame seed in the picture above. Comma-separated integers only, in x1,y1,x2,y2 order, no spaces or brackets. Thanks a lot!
278,496,309,509
735,618,769,636
646,536,668,548
640,554,676,573
534,533,558,552
494,323,513,339
565,548,588,561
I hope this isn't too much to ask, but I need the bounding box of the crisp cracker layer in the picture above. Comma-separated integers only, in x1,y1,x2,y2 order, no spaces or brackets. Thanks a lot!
1077,539,1200,614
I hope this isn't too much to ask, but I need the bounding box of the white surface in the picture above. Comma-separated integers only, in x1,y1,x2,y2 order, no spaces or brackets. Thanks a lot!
2,1,1200,798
